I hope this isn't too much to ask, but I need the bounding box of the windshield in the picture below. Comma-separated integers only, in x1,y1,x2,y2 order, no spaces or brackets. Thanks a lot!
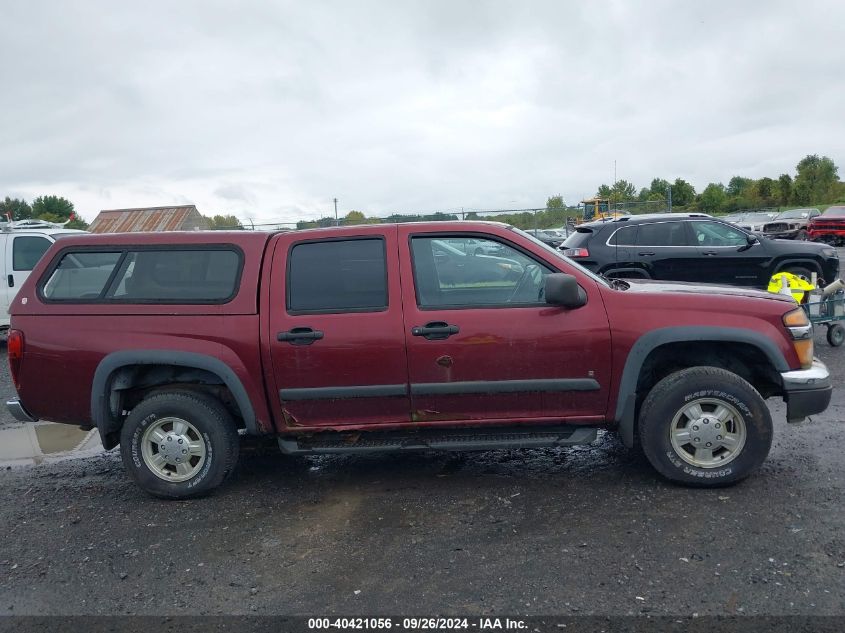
742,212,777,222
778,209,813,219
510,226,610,288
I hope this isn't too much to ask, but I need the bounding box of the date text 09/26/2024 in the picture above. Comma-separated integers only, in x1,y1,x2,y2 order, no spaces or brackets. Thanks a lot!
307,617,527,630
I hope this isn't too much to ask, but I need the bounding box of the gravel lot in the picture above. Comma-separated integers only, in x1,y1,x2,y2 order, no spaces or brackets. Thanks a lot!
0,329,843,617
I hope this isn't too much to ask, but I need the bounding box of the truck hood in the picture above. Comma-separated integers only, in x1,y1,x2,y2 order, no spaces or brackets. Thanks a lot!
621,279,795,303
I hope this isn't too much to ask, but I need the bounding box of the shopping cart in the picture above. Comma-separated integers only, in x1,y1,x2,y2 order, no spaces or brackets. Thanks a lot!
802,289,845,347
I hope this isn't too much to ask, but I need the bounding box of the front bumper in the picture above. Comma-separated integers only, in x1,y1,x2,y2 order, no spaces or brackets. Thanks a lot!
6,399,38,423
808,229,845,241
780,359,832,422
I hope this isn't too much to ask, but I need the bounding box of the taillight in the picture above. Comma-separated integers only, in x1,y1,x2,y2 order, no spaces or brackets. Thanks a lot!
7,329,24,390
562,248,589,258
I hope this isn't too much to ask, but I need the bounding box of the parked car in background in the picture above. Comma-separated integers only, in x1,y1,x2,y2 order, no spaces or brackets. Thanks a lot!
525,229,563,248
0,219,86,331
734,211,779,233
808,206,845,245
430,238,524,283
720,213,746,225
441,237,504,256
762,208,820,240
560,213,839,288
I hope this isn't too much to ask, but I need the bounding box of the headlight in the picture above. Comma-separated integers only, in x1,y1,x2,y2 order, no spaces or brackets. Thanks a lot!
783,307,813,369
821,247,837,257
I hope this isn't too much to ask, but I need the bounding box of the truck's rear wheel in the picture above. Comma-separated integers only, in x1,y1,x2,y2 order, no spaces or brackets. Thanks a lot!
120,391,239,499
638,367,772,487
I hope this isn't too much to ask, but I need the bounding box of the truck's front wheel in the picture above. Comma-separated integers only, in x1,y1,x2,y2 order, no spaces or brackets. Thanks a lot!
638,367,772,487
120,391,239,499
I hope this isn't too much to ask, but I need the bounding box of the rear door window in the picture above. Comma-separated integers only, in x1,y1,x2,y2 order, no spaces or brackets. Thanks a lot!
636,222,691,246
287,238,387,313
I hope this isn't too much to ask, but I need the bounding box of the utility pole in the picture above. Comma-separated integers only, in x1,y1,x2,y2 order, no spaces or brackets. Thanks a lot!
614,160,617,184
333,198,338,225
667,186,672,213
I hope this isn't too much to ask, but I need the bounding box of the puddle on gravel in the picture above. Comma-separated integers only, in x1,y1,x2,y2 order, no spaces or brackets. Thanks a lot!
0,423,104,467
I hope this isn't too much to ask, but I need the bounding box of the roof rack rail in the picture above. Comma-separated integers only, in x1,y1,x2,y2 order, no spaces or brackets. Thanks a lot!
0,219,70,232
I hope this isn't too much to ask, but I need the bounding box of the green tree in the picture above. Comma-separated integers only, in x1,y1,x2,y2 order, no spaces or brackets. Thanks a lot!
0,196,32,221
546,195,565,210
697,183,727,214
776,174,793,206
637,187,651,202
612,180,637,201
671,178,696,207
597,180,637,203
344,210,366,225
649,178,670,198
31,195,75,221
206,214,243,229
727,176,753,197
792,154,838,204
750,177,776,206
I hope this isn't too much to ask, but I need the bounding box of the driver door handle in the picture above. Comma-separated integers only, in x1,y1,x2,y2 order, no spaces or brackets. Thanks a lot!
277,327,324,345
702,251,719,256
411,321,460,340
637,251,655,256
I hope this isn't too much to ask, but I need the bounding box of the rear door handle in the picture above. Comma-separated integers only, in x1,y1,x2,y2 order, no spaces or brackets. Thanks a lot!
7,275,13,288
637,251,655,256
411,321,460,340
702,251,718,256
277,327,324,345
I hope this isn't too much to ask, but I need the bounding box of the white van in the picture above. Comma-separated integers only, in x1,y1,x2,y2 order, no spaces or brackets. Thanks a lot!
1,220,87,330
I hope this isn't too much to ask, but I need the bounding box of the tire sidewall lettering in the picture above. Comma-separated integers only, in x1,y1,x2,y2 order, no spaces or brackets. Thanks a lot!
187,432,213,488
641,369,773,486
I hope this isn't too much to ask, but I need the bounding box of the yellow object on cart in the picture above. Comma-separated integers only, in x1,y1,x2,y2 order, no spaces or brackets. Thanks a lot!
767,272,815,303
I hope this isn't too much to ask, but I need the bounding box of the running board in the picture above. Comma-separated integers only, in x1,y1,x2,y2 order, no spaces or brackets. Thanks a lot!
277,426,598,455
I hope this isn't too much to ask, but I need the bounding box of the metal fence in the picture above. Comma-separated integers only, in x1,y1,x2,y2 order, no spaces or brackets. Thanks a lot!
220,198,760,234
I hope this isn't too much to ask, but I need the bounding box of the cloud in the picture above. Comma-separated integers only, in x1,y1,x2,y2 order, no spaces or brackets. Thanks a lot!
1,0,843,222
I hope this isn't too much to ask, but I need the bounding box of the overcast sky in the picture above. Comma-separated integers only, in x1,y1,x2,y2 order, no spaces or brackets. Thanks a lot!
2,0,843,224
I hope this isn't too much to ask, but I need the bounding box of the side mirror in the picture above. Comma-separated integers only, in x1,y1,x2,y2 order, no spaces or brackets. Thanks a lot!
739,233,758,251
544,273,587,308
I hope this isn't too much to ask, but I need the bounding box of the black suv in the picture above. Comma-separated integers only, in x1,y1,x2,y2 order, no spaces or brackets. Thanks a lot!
561,213,840,287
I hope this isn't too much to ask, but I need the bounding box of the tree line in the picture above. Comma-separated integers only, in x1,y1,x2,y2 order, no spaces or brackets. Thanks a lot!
594,154,842,214
299,154,843,231
0,195,89,229
3,154,841,233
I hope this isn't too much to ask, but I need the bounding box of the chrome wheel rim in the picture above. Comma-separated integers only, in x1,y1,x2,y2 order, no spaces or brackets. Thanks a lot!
140,417,207,482
669,398,747,468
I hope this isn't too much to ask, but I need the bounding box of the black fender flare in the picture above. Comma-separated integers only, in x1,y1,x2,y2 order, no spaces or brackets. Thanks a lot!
92,350,258,449
615,327,789,448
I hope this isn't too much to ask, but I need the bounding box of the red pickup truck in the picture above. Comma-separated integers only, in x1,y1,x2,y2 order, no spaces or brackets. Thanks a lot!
5,222,832,498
